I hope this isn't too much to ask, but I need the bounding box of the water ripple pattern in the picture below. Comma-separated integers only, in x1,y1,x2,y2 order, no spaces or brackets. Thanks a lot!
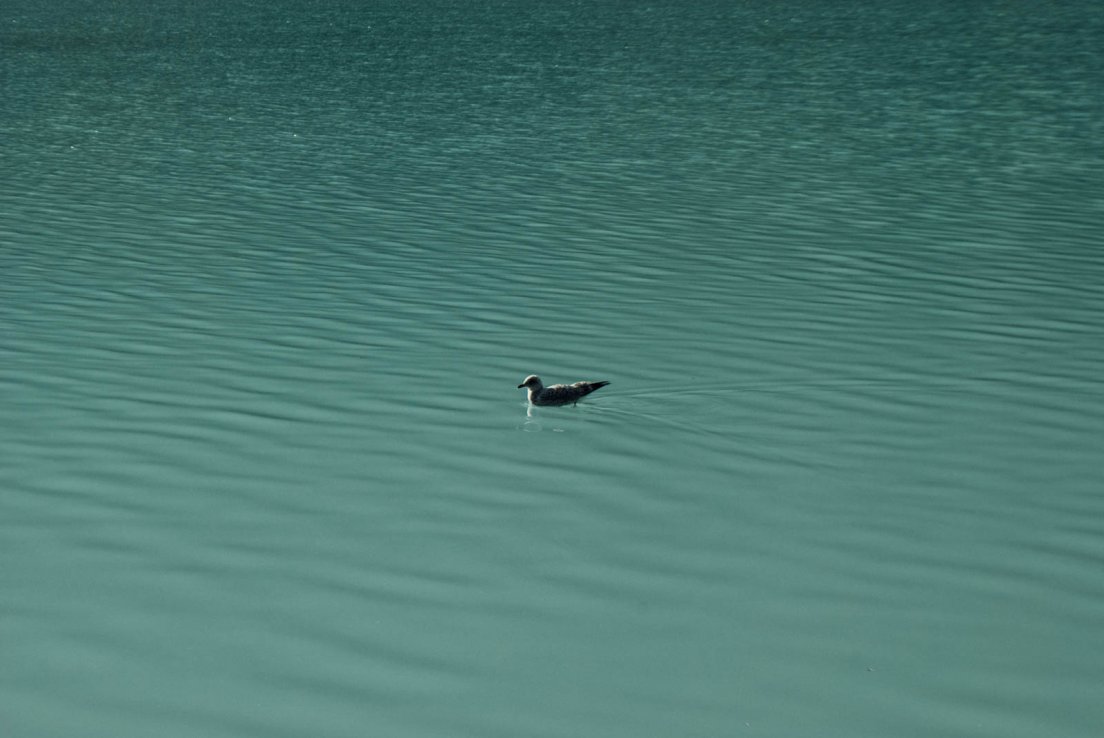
3,2,1103,737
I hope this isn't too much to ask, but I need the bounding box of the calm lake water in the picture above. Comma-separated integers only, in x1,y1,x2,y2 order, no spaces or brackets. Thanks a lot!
3,1,1103,736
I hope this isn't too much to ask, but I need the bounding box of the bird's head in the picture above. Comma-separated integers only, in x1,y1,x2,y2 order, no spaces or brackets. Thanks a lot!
517,375,542,389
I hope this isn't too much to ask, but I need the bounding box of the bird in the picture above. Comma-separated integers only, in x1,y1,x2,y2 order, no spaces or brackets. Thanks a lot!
517,375,610,406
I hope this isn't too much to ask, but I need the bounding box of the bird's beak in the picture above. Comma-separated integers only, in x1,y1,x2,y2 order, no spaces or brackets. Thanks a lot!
517,383,525,388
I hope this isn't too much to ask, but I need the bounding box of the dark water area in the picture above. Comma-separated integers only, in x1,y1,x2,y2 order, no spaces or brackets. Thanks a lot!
3,2,1102,736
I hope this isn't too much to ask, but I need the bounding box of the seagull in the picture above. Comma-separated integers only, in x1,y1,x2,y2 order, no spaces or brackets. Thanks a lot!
517,375,610,406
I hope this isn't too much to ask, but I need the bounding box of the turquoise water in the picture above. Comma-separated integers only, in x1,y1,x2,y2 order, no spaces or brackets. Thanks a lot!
3,2,1103,736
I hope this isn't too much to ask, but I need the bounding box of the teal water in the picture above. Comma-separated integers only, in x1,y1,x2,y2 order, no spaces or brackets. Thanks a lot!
3,2,1103,736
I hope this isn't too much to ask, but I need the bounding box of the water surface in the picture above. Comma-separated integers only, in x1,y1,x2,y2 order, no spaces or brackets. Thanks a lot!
3,2,1103,736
